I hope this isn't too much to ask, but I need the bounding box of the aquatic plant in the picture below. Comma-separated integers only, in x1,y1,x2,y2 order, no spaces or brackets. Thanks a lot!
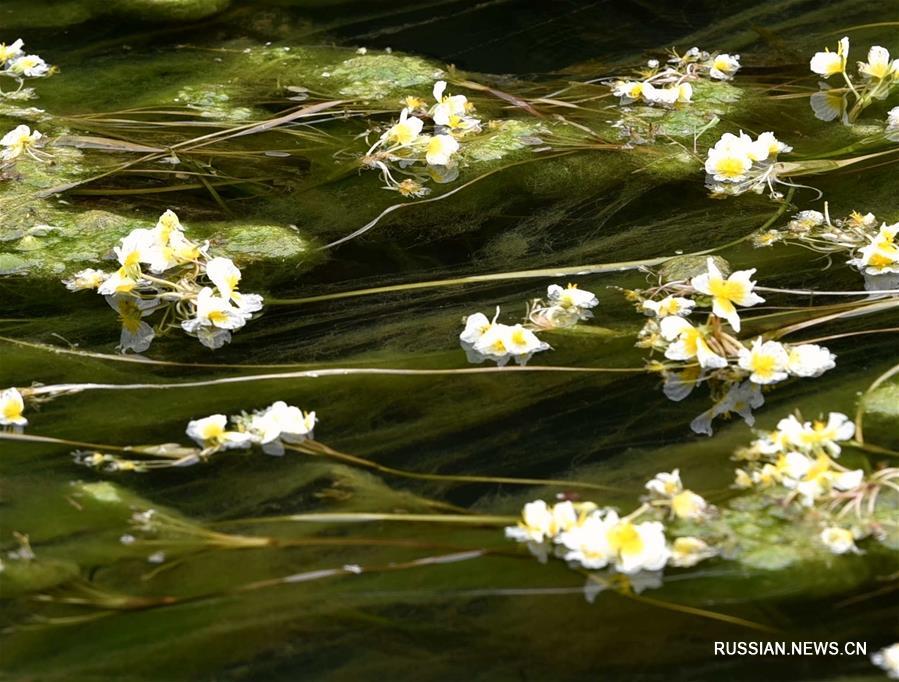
754,208,899,287
0,387,27,430
809,38,899,123
631,257,837,433
506,406,897,582
703,130,792,198
362,79,482,197
1,124,48,164
62,210,264,352
609,46,741,108
0,38,54,100
459,307,551,366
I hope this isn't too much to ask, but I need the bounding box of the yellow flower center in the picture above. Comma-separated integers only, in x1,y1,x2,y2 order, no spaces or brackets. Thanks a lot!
707,277,747,302
3,401,22,420
607,522,643,557
713,156,748,178
201,422,225,441
208,310,229,325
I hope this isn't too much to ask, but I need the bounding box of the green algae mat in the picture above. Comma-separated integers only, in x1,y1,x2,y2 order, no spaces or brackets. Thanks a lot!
1,1,898,680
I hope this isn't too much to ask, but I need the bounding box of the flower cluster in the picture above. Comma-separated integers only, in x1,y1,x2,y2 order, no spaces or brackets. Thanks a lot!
809,38,899,123
527,283,599,329
732,410,898,556
460,307,550,367
63,210,263,353
188,401,316,456
0,39,53,100
506,470,717,576
74,400,316,472
754,208,899,283
458,283,600,364
363,80,481,197
704,130,792,198
610,46,740,108
0,387,27,431
1,124,47,164
633,258,836,434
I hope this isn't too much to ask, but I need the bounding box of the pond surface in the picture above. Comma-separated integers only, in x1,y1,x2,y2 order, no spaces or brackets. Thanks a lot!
1,1,898,680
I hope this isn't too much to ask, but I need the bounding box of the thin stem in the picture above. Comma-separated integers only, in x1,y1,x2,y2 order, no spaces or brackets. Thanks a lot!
294,440,621,492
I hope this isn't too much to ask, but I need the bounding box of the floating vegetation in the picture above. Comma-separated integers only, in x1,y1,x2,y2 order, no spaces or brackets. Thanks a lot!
755,208,899,288
0,38,54,100
610,46,741,108
810,38,899,123
630,257,840,433
2,6,899,680
362,80,482,197
704,130,793,198
62,210,264,351
507,404,898,580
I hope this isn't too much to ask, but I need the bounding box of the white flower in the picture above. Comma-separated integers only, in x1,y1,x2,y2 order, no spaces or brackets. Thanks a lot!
857,45,898,80
642,295,694,318
690,257,764,331
470,321,550,366
459,311,492,344
669,537,717,567
786,343,836,377
501,324,549,356
872,643,899,680
641,82,690,105
704,146,752,182
848,222,899,275
606,513,669,575
424,134,459,166
755,131,792,156
670,490,708,520
248,401,316,455
206,257,240,301
202,255,263,314
7,54,50,77
708,53,740,80
547,283,598,311
558,512,614,569
63,268,108,291
181,287,251,348
645,469,682,497
819,527,857,555
0,39,24,65
505,500,559,544
611,80,644,103
690,380,764,436
185,287,249,331
382,108,424,145
0,388,27,427
113,228,157,270
431,80,470,124
788,210,825,230
738,337,790,385
889,106,899,130
106,295,158,354
659,316,727,369
1,125,42,161
186,414,253,450
777,412,855,457
810,37,849,77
